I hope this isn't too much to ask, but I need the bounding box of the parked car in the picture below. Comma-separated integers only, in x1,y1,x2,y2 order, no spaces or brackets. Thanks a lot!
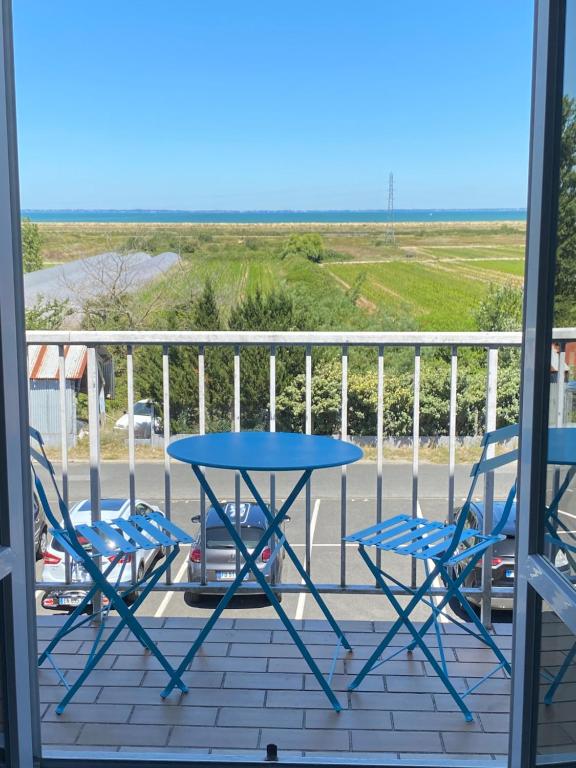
114,399,160,438
41,498,166,612
186,502,285,600
451,499,568,613
33,489,48,560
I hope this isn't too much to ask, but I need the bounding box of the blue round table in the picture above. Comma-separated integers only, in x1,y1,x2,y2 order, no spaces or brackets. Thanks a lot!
163,431,363,711
167,431,363,471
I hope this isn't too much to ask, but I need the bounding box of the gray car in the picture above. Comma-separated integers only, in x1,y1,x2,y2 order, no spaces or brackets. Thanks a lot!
33,489,48,560
186,502,284,600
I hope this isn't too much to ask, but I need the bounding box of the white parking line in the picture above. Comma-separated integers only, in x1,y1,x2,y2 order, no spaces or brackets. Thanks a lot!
154,558,190,618
294,499,321,621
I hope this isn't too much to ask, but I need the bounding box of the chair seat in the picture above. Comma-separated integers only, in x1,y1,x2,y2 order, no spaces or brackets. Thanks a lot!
52,511,194,562
344,513,504,566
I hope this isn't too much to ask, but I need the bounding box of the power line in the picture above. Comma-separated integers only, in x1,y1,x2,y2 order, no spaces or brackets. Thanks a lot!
383,172,396,245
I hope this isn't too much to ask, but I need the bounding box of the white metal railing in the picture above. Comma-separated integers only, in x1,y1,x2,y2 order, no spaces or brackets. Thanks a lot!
28,328,574,621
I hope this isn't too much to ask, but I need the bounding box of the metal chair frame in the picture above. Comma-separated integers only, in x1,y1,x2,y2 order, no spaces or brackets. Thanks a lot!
345,423,518,721
30,427,192,714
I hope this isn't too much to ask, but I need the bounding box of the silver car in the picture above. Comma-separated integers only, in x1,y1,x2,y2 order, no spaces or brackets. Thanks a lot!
186,502,284,599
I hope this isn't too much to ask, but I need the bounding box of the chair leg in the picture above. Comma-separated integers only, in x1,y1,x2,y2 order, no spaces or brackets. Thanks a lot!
349,548,473,721
544,640,576,705
62,549,187,712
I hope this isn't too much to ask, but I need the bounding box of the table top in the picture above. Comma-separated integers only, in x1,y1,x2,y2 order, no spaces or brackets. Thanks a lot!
167,432,363,472
548,427,576,466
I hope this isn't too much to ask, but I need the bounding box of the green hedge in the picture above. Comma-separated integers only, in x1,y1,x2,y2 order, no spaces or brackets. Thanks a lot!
276,360,520,437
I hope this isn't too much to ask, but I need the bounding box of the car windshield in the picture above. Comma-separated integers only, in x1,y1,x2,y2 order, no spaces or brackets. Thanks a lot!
134,402,152,416
206,526,263,549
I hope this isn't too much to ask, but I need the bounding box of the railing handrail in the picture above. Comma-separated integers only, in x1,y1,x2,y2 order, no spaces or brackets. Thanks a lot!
29,327,576,622
26,329,527,346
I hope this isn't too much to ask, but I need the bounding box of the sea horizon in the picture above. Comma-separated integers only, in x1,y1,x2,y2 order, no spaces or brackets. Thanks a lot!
21,208,527,224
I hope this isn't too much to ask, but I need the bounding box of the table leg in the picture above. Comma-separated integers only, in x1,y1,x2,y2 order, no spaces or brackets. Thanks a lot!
241,469,352,651
161,466,343,711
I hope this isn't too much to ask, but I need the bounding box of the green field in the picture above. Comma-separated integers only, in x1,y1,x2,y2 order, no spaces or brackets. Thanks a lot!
37,220,527,332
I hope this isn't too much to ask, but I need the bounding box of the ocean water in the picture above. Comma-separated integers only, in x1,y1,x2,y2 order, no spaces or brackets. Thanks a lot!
21,208,527,224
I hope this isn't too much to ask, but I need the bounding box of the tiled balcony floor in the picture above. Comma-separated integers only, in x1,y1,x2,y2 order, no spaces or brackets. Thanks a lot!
37,616,512,761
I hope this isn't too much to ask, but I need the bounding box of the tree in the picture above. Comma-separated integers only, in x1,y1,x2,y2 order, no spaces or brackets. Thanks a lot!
77,252,167,330
137,280,233,433
474,283,523,332
280,233,325,263
21,218,43,272
25,296,72,330
229,289,305,428
554,96,576,325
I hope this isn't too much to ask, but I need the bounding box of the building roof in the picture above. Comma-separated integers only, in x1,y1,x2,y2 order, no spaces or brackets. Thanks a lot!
28,344,87,381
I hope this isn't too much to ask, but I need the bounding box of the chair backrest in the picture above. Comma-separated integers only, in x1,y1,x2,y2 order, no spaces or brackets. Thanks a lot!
450,423,519,548
29,426,76,539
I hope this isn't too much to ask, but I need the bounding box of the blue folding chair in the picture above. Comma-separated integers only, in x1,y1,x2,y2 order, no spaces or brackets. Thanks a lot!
345,424,518,721
30,426,192,713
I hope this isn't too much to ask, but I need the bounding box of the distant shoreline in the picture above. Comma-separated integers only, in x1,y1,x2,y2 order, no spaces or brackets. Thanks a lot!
22,208,527,225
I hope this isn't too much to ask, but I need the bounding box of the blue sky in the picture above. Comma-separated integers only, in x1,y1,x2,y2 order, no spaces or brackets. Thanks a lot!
13,1,534,210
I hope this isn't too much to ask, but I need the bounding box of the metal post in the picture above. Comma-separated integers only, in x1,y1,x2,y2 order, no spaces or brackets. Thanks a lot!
340,344,348,588
162,346,172,584
87,347,102,621
126,344,137,584
376,345,384,571
234,345,241,576
448,346,458,524
58,344,71,584
269,345,276,584
411,345,421,588
198,345,206,585
481,346,498,628
305,344,312,576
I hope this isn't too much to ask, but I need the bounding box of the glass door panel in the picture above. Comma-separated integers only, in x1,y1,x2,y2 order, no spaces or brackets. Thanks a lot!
544,0,576,589
536,602,576,763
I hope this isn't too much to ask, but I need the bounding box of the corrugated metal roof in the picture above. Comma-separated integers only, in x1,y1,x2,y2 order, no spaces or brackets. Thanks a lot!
28,344,87,380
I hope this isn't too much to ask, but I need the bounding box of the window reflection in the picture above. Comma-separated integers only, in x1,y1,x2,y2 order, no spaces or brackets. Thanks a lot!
537,605,576,762
547,0,576,591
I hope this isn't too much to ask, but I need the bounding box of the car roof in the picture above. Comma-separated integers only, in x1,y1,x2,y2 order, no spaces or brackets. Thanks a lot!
206,503,267,529
469,500,516,537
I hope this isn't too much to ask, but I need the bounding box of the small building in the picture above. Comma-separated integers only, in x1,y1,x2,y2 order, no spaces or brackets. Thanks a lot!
27,344,88,446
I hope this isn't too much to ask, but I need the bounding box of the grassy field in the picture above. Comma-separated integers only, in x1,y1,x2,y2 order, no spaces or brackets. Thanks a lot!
37,220,526,332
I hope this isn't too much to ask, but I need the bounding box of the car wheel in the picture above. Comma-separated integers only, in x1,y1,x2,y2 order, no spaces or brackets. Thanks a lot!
184,591,202,607
36,526,48,560
125,562,145,606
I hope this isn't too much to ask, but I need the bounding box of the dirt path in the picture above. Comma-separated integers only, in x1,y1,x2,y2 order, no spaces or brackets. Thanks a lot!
324,269,377,312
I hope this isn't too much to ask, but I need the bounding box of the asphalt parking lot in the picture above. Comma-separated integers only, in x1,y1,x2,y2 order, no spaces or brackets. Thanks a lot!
35,460,518,623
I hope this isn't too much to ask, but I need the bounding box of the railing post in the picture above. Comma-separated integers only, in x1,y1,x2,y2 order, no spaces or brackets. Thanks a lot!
448,346,458,524
162,345,172,584
376,345,384,572
305,344,312,576
481,346,498,628
58,344,71,585
87,346,102,622
340,344,348,588
234,345,241,577
269,345,277,585
198,345,207,585
411,345,421,589
126,344,137,584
